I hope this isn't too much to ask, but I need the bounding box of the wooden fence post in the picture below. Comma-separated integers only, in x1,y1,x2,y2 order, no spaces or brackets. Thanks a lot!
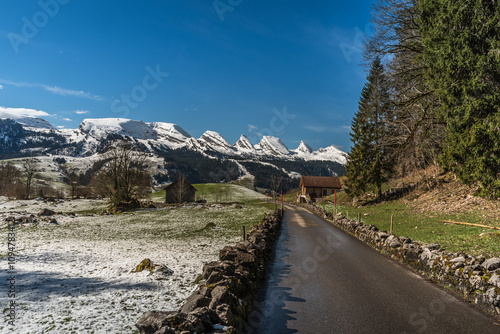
281,190,283,217
390,214,394,234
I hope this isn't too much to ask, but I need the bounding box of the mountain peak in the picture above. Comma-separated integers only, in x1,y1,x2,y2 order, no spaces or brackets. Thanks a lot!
0,115,55,130
198,130,235,154
234,134,255,152
256,136,290,156
0,116,347,165
199,130,231,147
79,118,156,140
315,145,348,164
149,122,191,145
296,140,314,154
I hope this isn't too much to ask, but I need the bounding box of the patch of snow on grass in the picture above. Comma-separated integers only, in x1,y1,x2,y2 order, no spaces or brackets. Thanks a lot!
0,202,270,333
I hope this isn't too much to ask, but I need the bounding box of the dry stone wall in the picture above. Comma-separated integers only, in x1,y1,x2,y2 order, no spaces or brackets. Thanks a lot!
135,210,283,334
296,202,500,317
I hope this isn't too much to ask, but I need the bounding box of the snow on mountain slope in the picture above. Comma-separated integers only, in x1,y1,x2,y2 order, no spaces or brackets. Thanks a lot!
314,145,348,164
0,115,55,130
234,135,255,154
198,130,236,155
289,141,346,163
302,145,348,164
0,116,348,165
79,118,157,140
184,137,211,156
255,136,290,156
149,122,191,146
294,140,314,155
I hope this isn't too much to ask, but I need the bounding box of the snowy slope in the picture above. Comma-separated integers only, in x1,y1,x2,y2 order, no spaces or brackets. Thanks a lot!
311,145,348,164
0,116,348,165
198,130,236,155
255,136,290,156
79,118,157,140
149,122,191,147
294,140,314,155
0,115,55,130
234,135,255,154
291,141,347,164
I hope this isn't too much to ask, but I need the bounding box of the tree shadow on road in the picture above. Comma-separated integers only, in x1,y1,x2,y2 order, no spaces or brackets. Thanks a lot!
243,221,305,334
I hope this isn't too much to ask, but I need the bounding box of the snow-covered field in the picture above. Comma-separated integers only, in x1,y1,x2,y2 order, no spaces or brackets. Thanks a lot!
0,198,270,333
0,197,108,215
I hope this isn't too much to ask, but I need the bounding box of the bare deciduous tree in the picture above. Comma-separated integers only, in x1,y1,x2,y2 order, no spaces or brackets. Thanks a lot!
0,162,21,197
93,141,152,207
364,0,444,179
66,170,81,199
270,173,282,205
22,157,39,199
174,176,190,204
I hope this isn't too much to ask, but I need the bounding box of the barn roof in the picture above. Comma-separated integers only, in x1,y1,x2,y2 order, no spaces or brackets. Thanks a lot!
163,177,197,192
300,176,341,189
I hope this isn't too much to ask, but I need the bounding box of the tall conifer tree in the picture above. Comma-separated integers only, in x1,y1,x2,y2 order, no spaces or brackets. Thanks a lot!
346,58,392,198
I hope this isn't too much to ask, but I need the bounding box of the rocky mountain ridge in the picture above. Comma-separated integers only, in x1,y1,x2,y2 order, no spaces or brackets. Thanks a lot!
0,116,348,164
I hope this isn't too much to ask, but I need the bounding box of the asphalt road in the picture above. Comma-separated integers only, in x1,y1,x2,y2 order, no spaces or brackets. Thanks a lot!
245,204,500,334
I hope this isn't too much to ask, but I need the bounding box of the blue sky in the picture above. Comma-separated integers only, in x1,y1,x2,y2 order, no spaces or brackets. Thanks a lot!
0,0,375,151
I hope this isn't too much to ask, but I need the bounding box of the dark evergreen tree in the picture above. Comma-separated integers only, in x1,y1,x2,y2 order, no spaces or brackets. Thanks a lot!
419,0,500,197
345,87,372,197
346,58,392,198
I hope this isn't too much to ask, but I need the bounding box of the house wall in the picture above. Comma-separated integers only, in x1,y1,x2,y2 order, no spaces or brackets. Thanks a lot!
302,187,335,198
165,188,196,204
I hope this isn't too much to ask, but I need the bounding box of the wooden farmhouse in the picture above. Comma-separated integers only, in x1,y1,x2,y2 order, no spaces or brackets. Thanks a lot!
298,175,341,203
164,176,198,204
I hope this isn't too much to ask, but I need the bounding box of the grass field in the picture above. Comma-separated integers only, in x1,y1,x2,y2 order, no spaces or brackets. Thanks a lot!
319,199,500,258
151,183,265,204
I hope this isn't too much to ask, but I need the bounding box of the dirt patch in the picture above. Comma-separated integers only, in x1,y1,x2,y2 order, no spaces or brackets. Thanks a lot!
396,172,500,226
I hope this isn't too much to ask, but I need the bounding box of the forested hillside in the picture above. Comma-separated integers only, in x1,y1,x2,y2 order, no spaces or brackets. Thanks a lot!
346,0,500,198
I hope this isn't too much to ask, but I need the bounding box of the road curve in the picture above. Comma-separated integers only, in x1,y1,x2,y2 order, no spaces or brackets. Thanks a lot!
245,204,499,334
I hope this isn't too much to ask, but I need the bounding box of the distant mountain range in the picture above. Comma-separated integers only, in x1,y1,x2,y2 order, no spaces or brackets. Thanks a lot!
0,116,347,191
0,116,347,163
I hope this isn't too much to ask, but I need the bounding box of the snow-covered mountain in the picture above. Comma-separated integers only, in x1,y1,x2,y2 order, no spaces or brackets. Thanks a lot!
197,130,236,155
255,136,290,156
234,135,255,154
0,116,347,164
5,116,55,130
151,122,191,146
79,118,157,140
295,140,314,155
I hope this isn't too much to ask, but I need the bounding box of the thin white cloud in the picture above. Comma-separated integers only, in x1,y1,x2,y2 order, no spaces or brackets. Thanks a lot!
75,110,89,114
305,125,328,133
62,118,72,122
305,125,351,133
56,125,65,129
0,106,50,118
342,125,352,131
0,84,3,90
0,79,103,101
248,124,263,137
44,86,102,100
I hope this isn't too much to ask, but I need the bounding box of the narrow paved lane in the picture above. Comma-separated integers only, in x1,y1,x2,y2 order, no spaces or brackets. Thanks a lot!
246,205,499,333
